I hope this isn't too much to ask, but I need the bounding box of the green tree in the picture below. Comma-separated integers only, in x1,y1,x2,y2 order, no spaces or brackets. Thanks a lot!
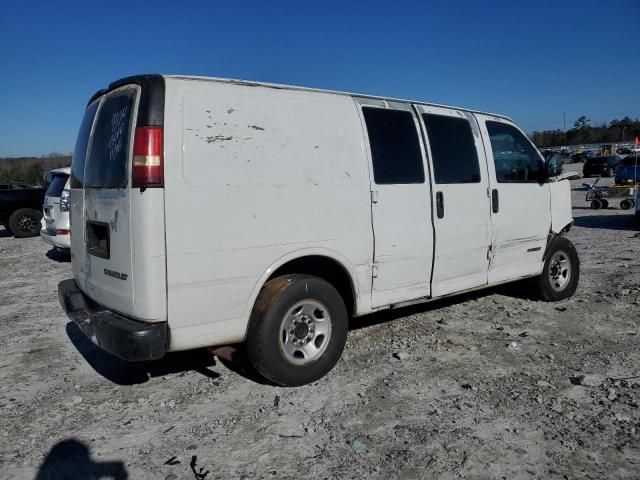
573,116,591,129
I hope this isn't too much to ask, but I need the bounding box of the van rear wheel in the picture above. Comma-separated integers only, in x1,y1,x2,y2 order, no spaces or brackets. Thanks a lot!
537,236,580,301
246,274,348,386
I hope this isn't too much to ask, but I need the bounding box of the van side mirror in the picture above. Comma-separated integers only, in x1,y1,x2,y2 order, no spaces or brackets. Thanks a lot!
546,154,561,178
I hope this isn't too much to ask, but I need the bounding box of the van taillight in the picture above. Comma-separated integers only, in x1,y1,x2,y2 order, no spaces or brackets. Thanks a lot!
132,126,163,188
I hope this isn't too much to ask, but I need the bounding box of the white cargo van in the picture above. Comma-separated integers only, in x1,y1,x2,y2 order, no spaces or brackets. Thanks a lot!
59,74,578,386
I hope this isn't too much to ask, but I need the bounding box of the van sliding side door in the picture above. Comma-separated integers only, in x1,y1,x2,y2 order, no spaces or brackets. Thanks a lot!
414,105,492,297
355,98,434,308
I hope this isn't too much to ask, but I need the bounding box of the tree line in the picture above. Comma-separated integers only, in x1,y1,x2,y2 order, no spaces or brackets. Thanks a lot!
530,116,640,148
0,154,71,185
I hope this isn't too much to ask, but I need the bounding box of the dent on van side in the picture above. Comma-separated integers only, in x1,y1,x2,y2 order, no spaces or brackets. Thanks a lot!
58,74,579,386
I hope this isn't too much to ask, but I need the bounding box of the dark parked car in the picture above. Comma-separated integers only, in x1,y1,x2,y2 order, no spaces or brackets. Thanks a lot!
0,182,46,237
615,156,640,184
571,150,594,163
582,155,623,178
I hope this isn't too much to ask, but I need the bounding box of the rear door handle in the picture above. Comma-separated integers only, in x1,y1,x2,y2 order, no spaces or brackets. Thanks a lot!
491,189,499,213
436,191,444,219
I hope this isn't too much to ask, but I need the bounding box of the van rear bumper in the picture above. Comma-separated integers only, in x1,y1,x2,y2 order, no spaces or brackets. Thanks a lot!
57,279,168,361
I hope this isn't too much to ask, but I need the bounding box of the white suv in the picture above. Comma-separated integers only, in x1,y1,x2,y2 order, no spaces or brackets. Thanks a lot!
41,167,71,249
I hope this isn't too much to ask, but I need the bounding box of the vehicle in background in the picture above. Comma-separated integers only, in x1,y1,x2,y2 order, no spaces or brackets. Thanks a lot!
571,150,594,163
58,74,578,386
0,182,46,237
40,167,71,249
615,156,640,185
583,155,622,178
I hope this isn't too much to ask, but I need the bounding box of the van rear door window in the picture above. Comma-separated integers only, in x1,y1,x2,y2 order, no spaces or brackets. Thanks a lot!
70,100,100,188
423,114,480,184
363,107,424,184
85,88,137,188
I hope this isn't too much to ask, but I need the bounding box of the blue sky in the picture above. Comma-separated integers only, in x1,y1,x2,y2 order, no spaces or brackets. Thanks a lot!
0,0,638,157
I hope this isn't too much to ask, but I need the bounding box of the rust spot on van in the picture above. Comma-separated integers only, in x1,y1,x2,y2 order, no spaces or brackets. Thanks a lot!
254,277,293,316
227,108,235,114
248,125,265,131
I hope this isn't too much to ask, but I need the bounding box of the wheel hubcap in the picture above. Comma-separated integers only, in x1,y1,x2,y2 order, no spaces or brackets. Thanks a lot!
549,250,571,292
280,300,331,365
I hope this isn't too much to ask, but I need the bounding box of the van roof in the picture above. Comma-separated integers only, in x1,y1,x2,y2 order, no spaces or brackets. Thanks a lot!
95,74,513,122
164,74,512,122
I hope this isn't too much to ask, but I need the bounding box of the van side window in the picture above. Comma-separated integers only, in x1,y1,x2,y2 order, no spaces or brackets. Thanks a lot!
486,121,545,183
423,114,480,184
363,107,425,184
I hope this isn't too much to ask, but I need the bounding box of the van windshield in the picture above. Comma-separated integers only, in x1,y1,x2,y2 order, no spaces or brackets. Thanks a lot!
45,174,69,197
85,87,137,188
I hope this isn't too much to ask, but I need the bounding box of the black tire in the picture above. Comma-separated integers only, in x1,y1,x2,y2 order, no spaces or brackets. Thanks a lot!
601,199,609,209
590,199,602,209
246,274,348,386
8,208,42,238
537,236,580,302
620,199,632,210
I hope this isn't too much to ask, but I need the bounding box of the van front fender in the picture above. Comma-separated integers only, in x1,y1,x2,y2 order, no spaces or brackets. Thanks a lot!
549,179,573,234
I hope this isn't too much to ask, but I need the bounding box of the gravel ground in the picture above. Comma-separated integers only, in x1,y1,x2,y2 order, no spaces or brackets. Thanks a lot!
1,170,639,480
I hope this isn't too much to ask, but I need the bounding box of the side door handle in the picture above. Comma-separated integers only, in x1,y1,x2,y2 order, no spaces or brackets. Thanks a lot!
436,191,444,219
491,189,499,213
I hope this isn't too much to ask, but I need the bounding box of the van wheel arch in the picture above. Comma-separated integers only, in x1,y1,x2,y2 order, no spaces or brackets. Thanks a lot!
263,255,356,318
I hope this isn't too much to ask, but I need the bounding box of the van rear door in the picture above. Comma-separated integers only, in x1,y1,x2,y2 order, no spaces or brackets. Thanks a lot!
71,76,167,322
78,85,139,316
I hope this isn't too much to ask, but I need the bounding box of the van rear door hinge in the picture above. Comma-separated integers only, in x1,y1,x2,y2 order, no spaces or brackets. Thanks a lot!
372,264,379,278
371,190,379,204
486,245,493,260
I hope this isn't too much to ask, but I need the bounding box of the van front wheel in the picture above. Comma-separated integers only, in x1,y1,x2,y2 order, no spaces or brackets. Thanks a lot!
537,236,580,301
246,274,348,386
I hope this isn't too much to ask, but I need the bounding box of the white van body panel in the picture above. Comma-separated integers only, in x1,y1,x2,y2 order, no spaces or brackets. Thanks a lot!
162,78,373,349
549,179,573,233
